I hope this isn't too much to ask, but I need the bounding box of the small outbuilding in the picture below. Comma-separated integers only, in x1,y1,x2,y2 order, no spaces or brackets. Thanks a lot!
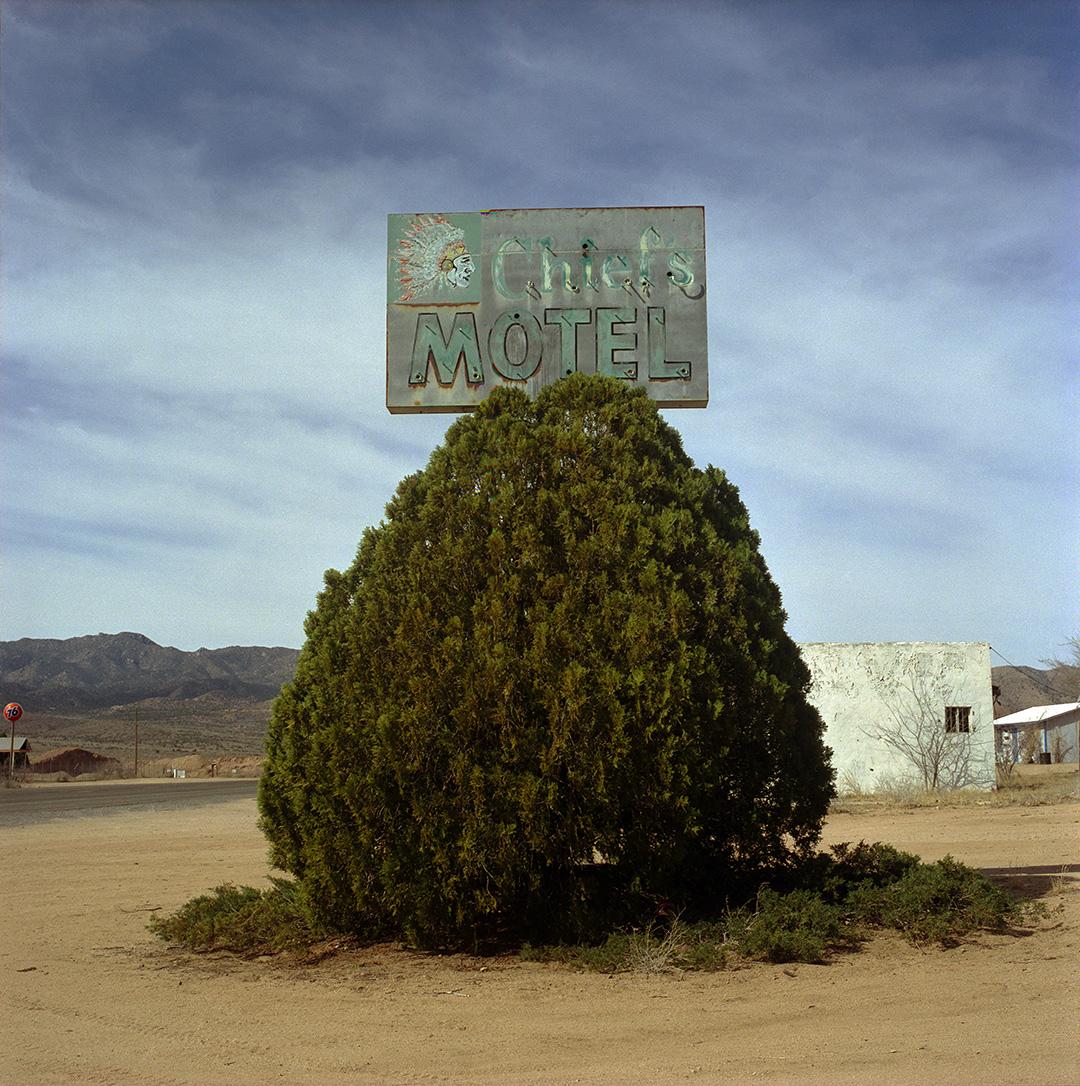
994,704,1080,765
0,736,31,770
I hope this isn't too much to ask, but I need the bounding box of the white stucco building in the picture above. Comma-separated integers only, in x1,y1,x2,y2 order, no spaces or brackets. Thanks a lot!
797,642,996,792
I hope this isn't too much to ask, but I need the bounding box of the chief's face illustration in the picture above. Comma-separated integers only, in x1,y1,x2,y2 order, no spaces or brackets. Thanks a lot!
447,251,475,288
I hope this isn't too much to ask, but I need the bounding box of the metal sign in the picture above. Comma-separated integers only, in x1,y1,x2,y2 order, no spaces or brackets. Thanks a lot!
386,207,707,413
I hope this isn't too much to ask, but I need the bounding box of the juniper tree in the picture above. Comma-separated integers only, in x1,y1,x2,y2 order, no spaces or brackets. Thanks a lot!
259,375,833,946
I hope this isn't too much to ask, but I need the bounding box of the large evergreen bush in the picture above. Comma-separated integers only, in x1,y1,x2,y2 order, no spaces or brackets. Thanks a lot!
259,375,833,946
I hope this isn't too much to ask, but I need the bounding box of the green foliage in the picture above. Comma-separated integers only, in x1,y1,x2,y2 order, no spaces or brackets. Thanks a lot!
797,842,1016,948
521,917,729,973
148,879,326,954
793,840,923,903
730,888,849,963
521,931,661,973
516,843,1026,971
258,375,834,946
845,855,1016,944
150,841,1027,965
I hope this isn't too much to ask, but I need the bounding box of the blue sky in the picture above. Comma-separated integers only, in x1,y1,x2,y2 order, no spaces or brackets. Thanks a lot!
2,0,1076,665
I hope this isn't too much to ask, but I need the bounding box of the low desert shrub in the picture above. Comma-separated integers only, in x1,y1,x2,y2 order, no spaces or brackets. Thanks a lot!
522,930,668,973
149,879,327,954
846,855,1016,944
515,841,1030,971
521,916,729,973
152,841,1032,967
729,888,849,964
793,840,923,904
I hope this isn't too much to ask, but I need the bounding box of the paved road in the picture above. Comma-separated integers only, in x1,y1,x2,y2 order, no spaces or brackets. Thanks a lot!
0,778,259,825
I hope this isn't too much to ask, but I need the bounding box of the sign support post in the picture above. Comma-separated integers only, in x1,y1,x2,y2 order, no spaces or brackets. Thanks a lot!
4,702,24,783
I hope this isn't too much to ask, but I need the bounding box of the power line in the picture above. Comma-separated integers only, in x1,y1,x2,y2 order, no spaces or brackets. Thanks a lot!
989,645,1077,702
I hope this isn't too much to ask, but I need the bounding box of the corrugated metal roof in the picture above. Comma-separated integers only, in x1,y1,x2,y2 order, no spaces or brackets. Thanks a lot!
994,703,1080,727
2,736,31,750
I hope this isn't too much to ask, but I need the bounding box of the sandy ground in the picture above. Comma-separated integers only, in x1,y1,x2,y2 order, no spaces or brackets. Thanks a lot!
5,795,1078,1086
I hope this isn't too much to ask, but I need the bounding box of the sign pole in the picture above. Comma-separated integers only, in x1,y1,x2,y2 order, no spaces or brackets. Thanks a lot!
4,703,25,782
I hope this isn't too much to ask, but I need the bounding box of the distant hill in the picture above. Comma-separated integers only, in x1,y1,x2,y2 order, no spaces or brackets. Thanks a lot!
0,633,301,763
0,632,299,711
992,662,1079,717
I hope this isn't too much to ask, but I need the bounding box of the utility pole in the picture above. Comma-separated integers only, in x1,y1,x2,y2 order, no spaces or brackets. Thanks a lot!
134,705,140,778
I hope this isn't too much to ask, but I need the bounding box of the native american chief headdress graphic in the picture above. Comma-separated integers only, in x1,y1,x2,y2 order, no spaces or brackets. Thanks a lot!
395,214,476,301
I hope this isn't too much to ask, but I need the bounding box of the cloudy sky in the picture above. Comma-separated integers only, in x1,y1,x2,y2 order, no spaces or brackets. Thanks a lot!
2,0,1076,666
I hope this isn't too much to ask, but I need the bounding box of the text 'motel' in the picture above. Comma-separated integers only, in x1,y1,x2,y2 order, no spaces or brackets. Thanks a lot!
386,207,708,413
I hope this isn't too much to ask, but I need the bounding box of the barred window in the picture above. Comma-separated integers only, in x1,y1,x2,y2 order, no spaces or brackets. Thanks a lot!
945,706,971,733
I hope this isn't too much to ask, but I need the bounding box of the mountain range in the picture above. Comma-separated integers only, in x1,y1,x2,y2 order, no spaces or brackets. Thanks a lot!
992,659,1078,716
0,633,299,761
0,632,299,711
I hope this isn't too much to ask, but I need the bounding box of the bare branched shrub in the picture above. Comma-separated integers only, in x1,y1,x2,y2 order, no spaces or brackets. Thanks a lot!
1051,733,1068,765
863,673,981,791
996,730,1017,782
1018,727,1044,764
1041,636,1080,702
627,915,689,974
835,768,865,798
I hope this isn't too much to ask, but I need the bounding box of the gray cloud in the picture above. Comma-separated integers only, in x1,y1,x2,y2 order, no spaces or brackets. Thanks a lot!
2,0,1075,661
6,508,222,558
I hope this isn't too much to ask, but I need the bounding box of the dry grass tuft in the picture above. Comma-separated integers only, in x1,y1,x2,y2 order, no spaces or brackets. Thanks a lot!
1048,866,1076,896
832,772,1079,813
626,916,689,974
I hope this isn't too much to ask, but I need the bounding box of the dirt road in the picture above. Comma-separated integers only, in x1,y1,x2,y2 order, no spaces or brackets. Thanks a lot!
5,795,1078,1086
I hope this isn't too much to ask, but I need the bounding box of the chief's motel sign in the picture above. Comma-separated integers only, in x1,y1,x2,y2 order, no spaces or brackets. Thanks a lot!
386,207,708,412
